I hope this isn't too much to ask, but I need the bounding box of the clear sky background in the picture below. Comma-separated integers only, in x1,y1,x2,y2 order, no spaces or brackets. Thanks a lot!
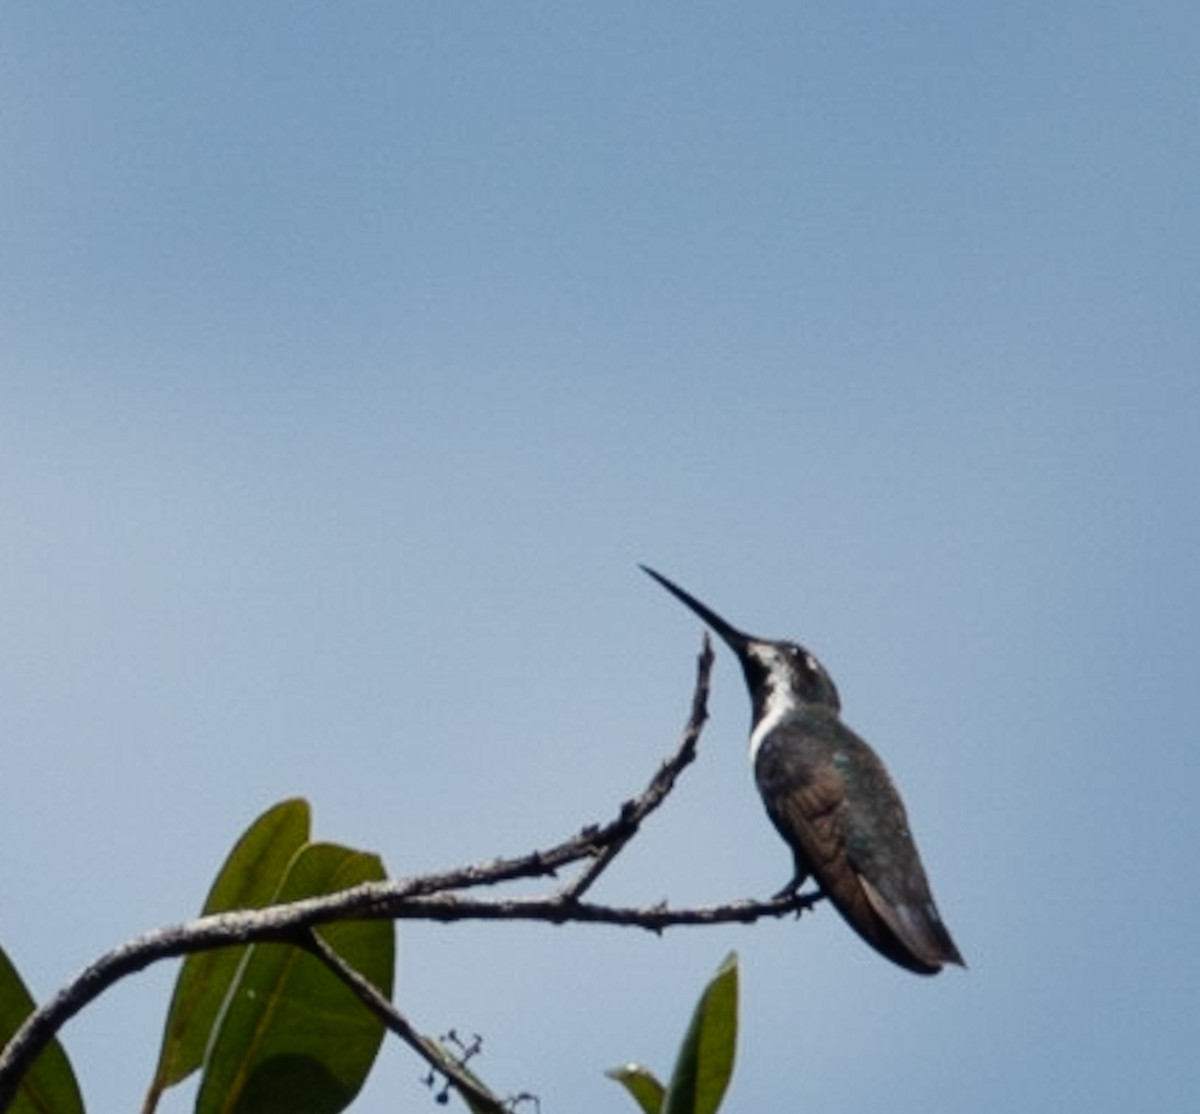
2,3,1197,1112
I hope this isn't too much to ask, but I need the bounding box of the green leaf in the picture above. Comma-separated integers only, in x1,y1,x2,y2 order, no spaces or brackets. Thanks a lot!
142,799,311,1111
195,842,395,1114
662,952,739,1114
0,942,84,1114
605,1062,666,1114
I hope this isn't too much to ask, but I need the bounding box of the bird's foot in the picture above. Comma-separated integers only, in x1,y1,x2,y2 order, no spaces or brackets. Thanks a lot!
772,872,810,901
772,878,824,916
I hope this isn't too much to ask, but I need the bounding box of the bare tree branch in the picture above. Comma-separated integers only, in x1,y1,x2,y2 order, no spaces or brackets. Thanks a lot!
302,930,507,1114
0,639,824,1112
557,634,714,900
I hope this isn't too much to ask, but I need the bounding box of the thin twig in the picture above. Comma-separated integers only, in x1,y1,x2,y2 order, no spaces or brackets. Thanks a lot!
378,637,715,905
558,636,714,900
383,890,824,931
301,930,507,1114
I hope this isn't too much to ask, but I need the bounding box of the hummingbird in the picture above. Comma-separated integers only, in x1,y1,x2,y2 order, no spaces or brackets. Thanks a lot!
642,566,964,975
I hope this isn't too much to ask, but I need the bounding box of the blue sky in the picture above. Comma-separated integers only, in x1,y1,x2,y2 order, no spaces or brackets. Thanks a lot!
2,3,1197,1111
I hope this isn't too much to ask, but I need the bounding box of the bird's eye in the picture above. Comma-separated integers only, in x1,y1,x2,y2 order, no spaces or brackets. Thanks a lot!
791,647,821,679
787,645,812,672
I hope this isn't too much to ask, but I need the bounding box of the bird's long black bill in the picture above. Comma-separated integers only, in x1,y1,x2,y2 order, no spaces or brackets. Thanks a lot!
639,565,750,653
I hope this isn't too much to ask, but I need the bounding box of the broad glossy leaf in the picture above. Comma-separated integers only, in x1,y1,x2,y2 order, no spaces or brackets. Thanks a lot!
0,942,84,1114
662,952,738,1114
606,1062,665,1114
195,842,394,1114
142,798,311,1111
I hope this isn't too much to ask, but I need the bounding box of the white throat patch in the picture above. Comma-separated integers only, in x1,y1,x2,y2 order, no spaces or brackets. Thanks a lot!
746,646,803,763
